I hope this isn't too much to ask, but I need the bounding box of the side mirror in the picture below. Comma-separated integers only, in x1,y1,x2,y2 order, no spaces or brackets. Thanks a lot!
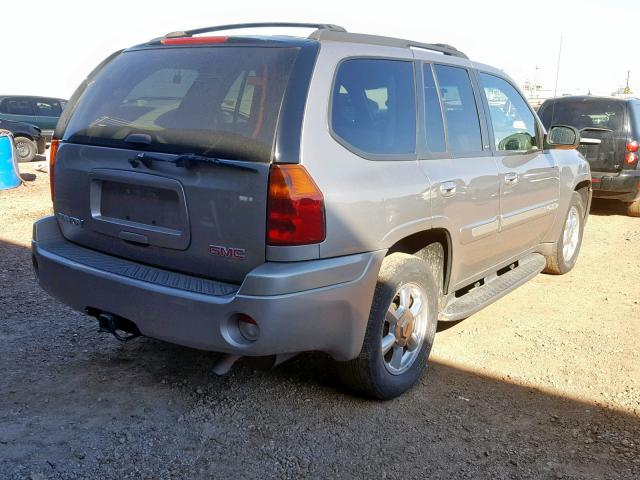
545,125,580,149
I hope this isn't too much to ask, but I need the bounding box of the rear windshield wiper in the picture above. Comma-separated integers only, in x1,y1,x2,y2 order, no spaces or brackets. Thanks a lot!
129,152,258,173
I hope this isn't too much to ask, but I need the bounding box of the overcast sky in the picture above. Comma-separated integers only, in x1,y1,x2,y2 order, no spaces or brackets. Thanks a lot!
2,0,637,100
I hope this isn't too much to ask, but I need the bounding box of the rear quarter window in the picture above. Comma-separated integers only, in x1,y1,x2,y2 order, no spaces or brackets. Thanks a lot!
331,58,416,156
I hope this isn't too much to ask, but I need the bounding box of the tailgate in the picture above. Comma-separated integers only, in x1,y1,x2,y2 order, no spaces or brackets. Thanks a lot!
54,44,303,284
54,143,269,283
578,127,622,173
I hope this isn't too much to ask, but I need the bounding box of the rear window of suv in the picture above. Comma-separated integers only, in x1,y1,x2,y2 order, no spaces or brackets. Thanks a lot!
63,46,300,162
539,99,625,132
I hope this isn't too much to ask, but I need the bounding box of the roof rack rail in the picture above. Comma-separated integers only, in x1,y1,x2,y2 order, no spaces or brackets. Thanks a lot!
162,22,347,39
308,30,468,59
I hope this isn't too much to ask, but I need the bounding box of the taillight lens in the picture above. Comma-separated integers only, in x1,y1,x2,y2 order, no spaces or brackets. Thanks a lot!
49,139,59,202
627,140,639,153
625,152,638,165
267,164,325,246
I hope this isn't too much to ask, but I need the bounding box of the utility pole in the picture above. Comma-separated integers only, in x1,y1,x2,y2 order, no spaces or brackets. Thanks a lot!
624,70,631,96
554,36,563,97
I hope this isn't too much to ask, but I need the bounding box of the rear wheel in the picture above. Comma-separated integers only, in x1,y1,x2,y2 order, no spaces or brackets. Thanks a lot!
14,137,37,163
544,191,585,275
337,253,438,399
626,199,640,217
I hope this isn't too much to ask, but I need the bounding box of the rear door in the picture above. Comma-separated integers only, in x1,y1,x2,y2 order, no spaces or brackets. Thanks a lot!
417,63,502,289
55,44,302,284
539,98,626,173
478,72,559,258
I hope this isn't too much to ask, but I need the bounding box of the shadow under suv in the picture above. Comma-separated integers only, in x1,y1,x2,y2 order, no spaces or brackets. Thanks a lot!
32,23,591,399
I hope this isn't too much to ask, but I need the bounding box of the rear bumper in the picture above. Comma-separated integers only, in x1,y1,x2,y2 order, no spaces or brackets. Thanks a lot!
591,170,640,202
32,216,384,361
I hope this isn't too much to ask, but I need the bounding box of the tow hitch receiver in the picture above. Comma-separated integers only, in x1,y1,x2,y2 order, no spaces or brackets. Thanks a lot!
95,312,141,342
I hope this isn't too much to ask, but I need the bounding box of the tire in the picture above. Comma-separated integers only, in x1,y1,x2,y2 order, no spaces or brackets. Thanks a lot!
14,137,37,163
337,252,438,400
543,191,585,275
626,199,640,217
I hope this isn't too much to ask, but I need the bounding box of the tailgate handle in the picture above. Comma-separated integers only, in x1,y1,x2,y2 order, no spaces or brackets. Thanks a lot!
118,231,149,245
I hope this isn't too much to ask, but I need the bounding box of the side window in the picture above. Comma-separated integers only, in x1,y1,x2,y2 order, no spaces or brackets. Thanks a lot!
433,65,483,154
422,65,446,153
631,103,640,138
35,99,63,117
538,102,553,129
480,73,538,152
331,59,416,155
1,97,35,116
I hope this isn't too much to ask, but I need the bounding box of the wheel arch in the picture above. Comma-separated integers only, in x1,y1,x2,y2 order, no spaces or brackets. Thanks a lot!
387,228,452,296
574,179,592,219
13,134,35,141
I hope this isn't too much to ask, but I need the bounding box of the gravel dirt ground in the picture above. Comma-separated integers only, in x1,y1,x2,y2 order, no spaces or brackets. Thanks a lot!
1,164,639,479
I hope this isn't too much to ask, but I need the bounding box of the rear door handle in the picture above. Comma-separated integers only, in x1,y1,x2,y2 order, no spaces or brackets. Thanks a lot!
439,181,457,197
504,172,519,184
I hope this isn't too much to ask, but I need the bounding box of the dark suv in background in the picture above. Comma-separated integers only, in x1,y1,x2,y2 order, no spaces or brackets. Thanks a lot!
0,118,46,162
539,96,640,216
0,95,68,143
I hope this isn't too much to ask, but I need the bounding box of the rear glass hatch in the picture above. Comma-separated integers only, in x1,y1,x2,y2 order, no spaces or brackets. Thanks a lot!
540,98,627,173
54,39,315,284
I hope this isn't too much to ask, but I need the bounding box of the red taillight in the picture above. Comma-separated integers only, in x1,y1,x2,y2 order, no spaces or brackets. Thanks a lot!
49,139,59,202
267,165,325,246
627,140,639,153
160,36,228,45
625,152,639,165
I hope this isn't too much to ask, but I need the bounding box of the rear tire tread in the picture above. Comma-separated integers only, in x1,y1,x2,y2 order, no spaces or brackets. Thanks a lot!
338,252,438,399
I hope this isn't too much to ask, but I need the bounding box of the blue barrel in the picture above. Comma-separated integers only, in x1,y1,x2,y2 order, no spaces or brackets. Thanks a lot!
0,131,21,190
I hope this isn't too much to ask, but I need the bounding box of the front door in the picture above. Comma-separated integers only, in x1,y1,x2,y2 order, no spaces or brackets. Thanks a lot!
478,72,559,260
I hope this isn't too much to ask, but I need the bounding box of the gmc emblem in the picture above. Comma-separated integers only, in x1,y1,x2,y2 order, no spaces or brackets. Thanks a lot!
208,245,246,260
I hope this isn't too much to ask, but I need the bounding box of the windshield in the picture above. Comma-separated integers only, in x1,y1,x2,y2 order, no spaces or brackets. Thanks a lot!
64,46,299,162
539,99,625,132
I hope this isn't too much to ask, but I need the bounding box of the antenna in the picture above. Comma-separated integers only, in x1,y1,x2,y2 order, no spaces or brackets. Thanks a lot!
553,36,563,97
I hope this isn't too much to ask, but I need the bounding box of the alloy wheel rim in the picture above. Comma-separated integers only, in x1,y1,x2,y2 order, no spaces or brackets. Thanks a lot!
381,283,429,375
562,206,580,261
